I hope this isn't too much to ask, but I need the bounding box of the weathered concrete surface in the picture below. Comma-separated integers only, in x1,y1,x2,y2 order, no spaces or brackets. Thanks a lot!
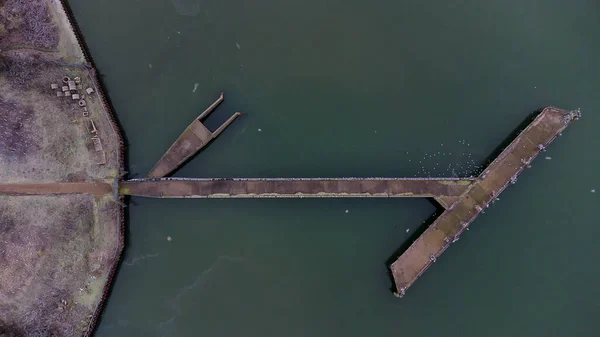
124,106,579,299
148,93,242,178
433,196,461,209
121,178,475,198
390,107,580,297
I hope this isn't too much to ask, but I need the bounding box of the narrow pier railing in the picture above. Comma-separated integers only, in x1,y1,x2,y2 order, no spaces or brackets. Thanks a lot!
130,105,580,298
120,177,475,198
389,107,580,297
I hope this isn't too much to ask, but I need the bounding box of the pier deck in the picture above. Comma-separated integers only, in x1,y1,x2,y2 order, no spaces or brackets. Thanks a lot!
148,93,242,178
125,105,579,297
121,177,474,198
390,107,579,297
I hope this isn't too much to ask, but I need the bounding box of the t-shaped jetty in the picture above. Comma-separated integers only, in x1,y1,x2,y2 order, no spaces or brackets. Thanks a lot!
0,103,579,301
389,107,579,297
121,106,580,297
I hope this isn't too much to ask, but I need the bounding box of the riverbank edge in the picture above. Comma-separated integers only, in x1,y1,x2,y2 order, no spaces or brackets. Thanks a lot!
53,1,127,335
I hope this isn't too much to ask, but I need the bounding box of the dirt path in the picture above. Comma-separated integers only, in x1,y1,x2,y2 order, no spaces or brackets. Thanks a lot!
0,182,113,196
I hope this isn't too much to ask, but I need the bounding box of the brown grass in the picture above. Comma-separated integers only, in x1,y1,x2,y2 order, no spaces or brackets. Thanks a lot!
0,97,39,160
0,195,119,337
0,0,86,64
0,0,58,51
0,1,123,335
0,63,120,183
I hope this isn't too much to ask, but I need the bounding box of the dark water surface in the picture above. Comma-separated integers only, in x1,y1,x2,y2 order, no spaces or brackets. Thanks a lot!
69,0,599,336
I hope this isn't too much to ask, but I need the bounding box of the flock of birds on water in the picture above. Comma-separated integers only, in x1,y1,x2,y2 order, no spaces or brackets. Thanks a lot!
406,139,485,178
399,138,594,194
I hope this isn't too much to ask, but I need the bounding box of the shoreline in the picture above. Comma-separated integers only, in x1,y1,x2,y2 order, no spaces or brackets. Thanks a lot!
52,0,127,335
0,1,582,335
17,0,126,336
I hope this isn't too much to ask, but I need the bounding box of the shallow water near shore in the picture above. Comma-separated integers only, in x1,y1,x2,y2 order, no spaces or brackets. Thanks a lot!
68,0,600,336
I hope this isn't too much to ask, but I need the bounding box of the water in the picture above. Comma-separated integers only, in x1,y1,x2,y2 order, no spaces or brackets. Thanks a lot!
68,0,600,336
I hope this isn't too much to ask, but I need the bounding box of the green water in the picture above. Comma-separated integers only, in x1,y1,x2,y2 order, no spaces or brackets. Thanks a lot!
69,0,599,336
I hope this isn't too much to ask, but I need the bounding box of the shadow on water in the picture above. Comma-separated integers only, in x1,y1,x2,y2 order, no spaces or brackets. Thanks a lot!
384,198,445,293
479,107,546,168
383,106,552,293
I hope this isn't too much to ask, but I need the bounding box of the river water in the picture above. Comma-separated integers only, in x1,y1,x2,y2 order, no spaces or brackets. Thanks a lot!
69,0,599,336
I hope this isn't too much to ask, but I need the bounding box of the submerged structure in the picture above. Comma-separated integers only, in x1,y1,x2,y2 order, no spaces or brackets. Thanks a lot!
122,106,581,297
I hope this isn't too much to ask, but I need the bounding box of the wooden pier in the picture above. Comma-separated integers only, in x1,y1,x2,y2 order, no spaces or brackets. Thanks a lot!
390,107,580,297
148,93,242,178
130,105,579,297
121,177,475,198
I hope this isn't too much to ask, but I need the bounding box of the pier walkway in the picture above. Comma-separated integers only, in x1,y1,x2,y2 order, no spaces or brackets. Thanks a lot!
120,177,474,198
390,107,580,297
119,105,580,297
148,93,242,178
